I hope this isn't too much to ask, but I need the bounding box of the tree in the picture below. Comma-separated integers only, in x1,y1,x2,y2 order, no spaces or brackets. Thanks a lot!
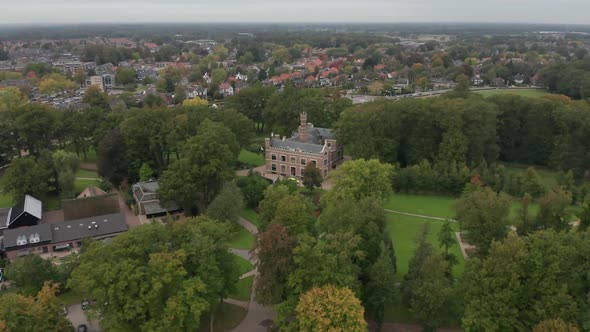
329,159,394,202
533,319,579,332
271,194,314,236
182,98,208,107
235,171,270,208
402,226,453,331
438,219,457,270
3,157,51,203
364,243,397,331
216,108,255,149
69,217,239,331
301,163,322,191
73,68,87,86
0,283,73,332
295,285,367,332
258,184,291,228
115,67,137,86
38,73,76,95
173,85,187,104
52,150,80,198
138,163,153,181
255,223,297,305
211,68,228,85
97,129,128,187
158,120,239,214
535,188,573,231
206,182,244,224
0,87,28,112
83,85,109,109
455,185,511,255
5,256,58,296
226,83,275,132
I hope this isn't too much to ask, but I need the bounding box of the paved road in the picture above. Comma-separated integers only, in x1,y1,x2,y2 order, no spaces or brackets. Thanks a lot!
228,217,276,332
67,304,101,332
384,209,457,222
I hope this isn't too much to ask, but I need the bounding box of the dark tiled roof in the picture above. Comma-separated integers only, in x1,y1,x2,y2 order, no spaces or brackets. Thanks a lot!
3,224,53,249
132,181,159,202
270,138,325,154
8,195,42,226
2,213,128,250
51,213,127,244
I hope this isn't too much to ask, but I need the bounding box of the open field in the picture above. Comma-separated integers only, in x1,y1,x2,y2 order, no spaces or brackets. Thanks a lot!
387,214,464,279
238,149,265,167
241,208,261,227
0,191,12,208
75,169,99,179
234,255,253,276
227,226,255,250
474,89,549,98
198,302,247,332
385,193,541,224
502,164,559,190
229,275,254,301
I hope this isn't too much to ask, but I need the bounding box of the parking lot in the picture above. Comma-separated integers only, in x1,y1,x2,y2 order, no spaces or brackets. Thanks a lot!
67,303,102,332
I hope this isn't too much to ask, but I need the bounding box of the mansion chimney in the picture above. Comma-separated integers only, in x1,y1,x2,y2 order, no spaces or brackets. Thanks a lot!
299,112,308,143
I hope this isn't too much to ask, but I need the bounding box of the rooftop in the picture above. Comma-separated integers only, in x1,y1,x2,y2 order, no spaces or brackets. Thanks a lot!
133,181,160,202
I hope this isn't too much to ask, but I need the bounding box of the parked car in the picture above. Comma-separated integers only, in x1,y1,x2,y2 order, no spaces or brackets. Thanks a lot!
77,324,88,332
81,299,89,311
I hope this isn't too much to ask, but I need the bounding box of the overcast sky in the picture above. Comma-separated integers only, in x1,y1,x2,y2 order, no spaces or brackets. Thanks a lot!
1,0,588,25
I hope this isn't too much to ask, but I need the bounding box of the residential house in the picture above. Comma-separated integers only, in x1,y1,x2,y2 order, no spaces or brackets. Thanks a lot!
188,86,208,99
264,112,344,180
219,83,234,97
471,75,484,86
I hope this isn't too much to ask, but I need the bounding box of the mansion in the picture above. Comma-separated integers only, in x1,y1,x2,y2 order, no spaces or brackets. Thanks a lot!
264,112,343,179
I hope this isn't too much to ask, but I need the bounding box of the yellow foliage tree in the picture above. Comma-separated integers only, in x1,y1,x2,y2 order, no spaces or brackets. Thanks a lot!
183,98,208,107
0,87,28,111
533,319,579,332
38,73,76,95
296,285,366,332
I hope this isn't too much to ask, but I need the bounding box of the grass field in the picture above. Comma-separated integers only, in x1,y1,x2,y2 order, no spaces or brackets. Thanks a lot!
474,88,549,98
503,164,559,190
234,255,254,276
229,276,254,301
387,214,464,279
75,169,99,179
238,150,265,167
198,303,247,332
241,208,261,227
0,191,12,208
385,193,540,224
227,226,255,250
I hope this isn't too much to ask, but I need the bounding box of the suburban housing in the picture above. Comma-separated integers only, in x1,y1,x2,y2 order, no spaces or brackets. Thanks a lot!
264,112,343,179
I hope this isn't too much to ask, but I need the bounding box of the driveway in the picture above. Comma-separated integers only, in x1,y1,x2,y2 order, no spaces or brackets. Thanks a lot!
67,304,102,332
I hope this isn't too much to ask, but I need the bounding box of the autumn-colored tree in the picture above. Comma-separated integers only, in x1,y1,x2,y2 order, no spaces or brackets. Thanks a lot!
533,319,579,332
255,223,297,305
295,285,367,332
38,73,76,95
0,282,73,332
183,97,208,107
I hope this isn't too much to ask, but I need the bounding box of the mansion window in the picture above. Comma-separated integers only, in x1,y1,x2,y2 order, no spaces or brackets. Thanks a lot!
271,154,277,160
324,159,328,166
290,156,296,163
312,160,317,166
301,158,306,165
271,164,277,172
281,165,286,174
281,155,286,162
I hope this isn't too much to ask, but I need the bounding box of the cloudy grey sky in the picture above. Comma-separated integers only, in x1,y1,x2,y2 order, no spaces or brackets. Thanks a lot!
1,0,588,25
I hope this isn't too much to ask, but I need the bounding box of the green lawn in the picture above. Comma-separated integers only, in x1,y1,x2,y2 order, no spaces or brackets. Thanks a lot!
75,169,99,179
198,302,247,332
234,255,254,276
238,149,265,167
229,276,254,301
0,191,12,208
387,214,465,279
57,289,87,306
502,164,559,190
227,226,255,250
385,193,456,219
241,208,261,227
386,193,540,224
474,89,549,98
